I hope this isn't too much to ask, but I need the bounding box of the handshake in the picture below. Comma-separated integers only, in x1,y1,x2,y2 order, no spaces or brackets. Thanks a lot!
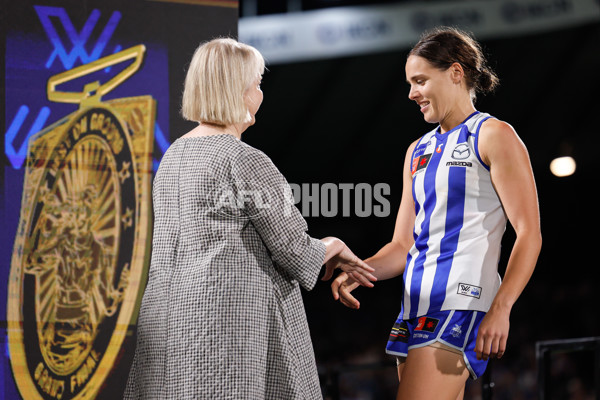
320,237,376,310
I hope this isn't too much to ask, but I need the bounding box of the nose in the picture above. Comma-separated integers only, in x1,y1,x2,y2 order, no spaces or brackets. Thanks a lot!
408,84,418,101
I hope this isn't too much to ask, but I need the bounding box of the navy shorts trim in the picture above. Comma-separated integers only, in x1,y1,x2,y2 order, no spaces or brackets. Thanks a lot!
385,309,488,379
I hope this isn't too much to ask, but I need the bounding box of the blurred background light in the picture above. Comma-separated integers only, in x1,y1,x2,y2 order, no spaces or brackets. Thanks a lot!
550,156,576,177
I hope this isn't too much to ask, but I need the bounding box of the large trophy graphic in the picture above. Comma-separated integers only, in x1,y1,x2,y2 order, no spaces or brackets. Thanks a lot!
7,45,154,399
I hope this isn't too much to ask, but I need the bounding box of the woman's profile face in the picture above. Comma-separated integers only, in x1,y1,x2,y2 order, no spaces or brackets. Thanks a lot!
405,55,458,125
244,76,263,126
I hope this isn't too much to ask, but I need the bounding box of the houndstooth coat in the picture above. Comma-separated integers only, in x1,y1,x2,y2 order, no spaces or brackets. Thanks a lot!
124,134,327,399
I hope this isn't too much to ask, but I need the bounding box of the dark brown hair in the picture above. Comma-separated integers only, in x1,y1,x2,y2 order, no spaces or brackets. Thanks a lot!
409,27,499,98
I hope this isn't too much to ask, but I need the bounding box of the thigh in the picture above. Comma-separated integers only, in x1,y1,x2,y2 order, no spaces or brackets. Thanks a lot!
396,357,405,383
397,345,469,400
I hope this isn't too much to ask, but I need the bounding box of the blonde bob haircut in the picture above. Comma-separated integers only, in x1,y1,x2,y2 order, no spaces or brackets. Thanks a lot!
181,38,265,125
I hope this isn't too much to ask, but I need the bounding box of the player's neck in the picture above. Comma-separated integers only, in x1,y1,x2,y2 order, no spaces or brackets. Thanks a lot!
438,102,476,134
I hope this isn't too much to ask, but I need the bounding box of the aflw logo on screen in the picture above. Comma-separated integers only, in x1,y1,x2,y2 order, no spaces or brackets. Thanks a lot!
457,283,482,299
34,5,122,70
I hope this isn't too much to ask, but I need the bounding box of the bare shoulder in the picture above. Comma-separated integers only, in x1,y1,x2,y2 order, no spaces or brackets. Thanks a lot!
407,138,420,153
479,118,528,166
479,118,519,142
404,138,421,160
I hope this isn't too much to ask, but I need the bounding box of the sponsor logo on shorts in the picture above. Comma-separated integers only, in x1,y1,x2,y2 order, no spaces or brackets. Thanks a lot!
389,321,409,343
413,332,430,339
457,283,482,299
415,317,439,333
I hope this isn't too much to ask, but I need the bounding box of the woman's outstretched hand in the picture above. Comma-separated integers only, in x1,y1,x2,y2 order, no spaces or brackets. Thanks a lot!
331,272,361,309
320,237,376,288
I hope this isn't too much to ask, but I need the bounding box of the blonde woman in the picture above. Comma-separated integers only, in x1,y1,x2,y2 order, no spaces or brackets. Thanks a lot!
124,38,376,399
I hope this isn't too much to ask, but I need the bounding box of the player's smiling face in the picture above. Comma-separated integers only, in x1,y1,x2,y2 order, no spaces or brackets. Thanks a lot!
405,55,456,125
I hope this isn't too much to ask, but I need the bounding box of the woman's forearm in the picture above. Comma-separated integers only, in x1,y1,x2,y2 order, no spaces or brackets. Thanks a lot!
364,241,409,280
490,230,542,312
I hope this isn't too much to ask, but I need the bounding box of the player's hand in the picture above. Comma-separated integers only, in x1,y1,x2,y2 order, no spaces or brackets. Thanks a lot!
331,272,362,309
475,305,510,360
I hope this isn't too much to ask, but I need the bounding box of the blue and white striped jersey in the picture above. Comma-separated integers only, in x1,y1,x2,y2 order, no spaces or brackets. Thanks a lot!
401,111,507,320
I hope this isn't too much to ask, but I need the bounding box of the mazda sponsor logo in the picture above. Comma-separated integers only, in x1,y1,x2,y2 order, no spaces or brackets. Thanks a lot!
452,143,471,160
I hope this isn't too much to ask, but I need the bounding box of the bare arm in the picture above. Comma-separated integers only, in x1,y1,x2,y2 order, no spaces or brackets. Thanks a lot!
364,139,417,279
475,119,542,360
331,140,418,308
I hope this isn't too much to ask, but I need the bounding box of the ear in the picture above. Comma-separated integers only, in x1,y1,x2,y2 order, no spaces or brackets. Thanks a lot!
449,62,465,84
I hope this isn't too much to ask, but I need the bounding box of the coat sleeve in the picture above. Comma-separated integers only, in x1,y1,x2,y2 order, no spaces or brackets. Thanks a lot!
232,147,326,290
